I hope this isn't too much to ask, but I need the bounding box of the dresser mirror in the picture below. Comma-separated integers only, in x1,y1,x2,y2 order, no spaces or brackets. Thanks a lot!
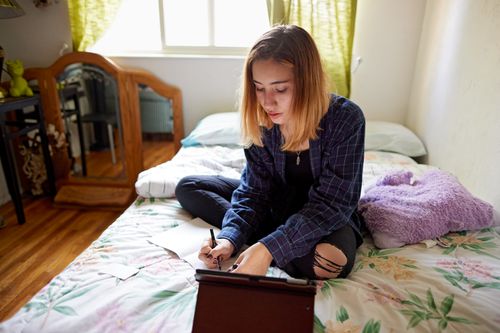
57,62,126,179
127,70,184,170
24,52,183,209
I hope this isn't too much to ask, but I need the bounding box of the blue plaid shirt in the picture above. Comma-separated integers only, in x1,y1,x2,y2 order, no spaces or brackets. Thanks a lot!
218,95,365,268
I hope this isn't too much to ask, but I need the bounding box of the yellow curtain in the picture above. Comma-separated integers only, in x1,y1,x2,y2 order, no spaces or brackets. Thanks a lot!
267,0,357,98
67,0,123,51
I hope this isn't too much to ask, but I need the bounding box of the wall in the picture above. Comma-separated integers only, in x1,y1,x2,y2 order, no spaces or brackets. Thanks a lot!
350,0,427,122
0,0,72,68
407,0,500,210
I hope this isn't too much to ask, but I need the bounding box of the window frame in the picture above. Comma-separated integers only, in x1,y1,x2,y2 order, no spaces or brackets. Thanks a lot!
158,0,266,57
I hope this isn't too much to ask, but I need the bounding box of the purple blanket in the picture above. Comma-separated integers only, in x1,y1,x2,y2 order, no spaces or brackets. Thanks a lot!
358,170,497,248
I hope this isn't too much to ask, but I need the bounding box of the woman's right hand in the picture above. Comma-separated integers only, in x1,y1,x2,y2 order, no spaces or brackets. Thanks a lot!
198,238,235,268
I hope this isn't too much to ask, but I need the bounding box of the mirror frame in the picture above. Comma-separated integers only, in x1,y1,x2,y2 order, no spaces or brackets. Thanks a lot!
127,68,184,153
25,52,183,208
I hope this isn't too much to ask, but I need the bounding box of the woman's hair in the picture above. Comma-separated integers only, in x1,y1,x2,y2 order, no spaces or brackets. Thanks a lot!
240,24,330,151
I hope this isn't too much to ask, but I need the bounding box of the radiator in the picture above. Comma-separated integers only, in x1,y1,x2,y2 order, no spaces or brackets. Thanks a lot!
139,90,173,134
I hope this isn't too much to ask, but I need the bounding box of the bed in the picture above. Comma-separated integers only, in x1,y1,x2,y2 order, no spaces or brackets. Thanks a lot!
1,113,499,333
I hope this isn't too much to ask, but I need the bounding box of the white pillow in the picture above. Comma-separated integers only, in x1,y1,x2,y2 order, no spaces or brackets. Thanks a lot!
364,151,418,165
181,116,426,156
181,112,241,147
365,121,427,157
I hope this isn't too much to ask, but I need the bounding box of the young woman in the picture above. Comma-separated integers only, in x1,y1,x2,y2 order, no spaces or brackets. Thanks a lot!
175,25,365,280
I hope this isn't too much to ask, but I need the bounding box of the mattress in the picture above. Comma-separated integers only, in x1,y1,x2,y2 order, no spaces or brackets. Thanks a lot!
1,147,499,333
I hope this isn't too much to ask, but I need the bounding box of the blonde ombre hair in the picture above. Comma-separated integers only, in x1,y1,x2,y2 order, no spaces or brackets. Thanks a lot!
240,25,330,151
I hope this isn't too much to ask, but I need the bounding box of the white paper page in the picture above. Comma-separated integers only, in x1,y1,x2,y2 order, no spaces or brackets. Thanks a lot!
100,263,140,280
184,251,238,271
149,217,225,265
150,217,246,270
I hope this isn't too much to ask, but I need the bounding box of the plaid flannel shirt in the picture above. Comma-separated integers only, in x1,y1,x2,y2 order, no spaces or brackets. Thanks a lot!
218,95,365,267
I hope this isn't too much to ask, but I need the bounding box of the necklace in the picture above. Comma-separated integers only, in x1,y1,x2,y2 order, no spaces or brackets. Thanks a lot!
296,151,301,165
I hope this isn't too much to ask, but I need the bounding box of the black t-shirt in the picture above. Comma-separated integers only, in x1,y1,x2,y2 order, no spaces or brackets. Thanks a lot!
284,149,314,214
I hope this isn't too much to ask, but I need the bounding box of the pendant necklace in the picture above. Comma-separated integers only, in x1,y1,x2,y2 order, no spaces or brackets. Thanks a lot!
296,151,301,165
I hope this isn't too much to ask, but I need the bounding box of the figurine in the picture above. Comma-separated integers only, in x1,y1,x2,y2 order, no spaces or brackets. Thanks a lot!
0,86,7,99
6,59,33,97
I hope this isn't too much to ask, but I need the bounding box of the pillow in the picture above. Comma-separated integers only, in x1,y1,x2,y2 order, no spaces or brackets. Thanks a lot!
365,121,427,157
181,112,241,147
359,169,499,248
364,151,418,165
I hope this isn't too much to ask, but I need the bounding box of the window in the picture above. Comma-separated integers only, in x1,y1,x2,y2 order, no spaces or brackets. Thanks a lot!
90,0,270,56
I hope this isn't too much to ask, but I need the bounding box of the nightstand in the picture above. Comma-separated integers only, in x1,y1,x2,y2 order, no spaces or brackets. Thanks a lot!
0,95,56,224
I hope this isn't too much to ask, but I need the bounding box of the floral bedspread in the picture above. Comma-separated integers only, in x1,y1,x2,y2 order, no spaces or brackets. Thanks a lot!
1,152,499,333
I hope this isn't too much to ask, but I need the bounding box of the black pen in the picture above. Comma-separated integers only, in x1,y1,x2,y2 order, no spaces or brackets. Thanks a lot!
209,228,222,271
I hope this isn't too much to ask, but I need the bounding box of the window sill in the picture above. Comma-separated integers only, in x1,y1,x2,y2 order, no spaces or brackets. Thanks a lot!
89,49,248,60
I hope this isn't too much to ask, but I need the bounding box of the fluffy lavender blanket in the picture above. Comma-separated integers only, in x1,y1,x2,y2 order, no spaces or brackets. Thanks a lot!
358,169,499,248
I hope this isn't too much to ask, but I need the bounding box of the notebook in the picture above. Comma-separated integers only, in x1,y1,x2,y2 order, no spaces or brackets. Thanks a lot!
192,269,317,333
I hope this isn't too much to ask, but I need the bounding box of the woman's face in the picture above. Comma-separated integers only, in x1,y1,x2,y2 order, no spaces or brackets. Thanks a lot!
252,59,295,127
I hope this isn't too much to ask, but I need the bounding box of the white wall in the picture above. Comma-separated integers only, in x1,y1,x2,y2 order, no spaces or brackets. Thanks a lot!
0,0,72,68
350,0,427,122
407,0,500,210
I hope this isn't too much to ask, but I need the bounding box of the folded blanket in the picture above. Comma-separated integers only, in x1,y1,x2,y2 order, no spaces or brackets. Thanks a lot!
135,146,245,198
358,170,499,248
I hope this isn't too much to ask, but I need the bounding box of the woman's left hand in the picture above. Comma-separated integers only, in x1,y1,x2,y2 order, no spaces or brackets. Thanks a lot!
231,242,273,276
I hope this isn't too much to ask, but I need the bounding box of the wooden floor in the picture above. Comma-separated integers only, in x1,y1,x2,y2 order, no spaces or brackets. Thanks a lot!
0,198,123,322
0,138,176,322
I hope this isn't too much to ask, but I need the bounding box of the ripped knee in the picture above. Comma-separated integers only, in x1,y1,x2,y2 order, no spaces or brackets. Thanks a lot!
312,243,347,280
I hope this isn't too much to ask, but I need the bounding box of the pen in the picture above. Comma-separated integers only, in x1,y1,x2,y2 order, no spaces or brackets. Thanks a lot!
209,228,222,271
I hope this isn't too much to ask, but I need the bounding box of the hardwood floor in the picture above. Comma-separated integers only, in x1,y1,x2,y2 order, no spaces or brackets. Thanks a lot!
0,199,122,321
0,138,176,322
